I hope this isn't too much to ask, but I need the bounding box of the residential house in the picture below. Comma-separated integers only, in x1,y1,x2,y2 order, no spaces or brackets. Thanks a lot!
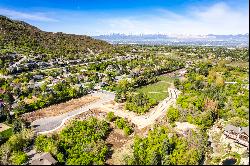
29,153,57,165
224,124,249,149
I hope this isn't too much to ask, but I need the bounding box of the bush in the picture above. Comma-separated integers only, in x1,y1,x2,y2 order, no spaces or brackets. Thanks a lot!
35,135,58,156
10,151,28,165
167,106,180,123
33,118,111,165
106,112,116,122
0,128,13,145
125,92,154,114
0,129,33,164
123,126,133,136
125,126,206,165
56,152,65,163
228,117,248,127
115,118,126,129
115,118,133,135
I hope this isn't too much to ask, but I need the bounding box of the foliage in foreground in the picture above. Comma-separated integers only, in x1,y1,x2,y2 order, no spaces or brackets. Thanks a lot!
35,118,111,165
125,126,208,165
114,117,134,136
0,129,34,165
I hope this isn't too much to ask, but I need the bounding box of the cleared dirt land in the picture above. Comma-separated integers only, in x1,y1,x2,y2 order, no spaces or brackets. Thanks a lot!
0,123,11,132
21,95,100,122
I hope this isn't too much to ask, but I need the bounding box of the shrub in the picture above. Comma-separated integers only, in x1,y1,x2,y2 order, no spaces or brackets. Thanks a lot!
123,126,133,136
35,135,58,156
115,118,133,135
106,112,116,122
167,106,180,123
10,151,28,165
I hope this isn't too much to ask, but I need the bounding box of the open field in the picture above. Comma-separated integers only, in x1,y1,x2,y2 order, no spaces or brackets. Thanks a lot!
136,75,174,102
21,95,100,122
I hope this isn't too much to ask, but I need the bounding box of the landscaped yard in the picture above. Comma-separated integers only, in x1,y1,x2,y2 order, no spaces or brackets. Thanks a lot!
0,123,13,144
136,76,173,102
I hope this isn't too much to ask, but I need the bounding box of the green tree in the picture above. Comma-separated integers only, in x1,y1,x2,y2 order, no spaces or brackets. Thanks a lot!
166,106,180,123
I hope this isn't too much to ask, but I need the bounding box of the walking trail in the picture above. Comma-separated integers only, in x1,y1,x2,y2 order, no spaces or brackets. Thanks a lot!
100,87,180,129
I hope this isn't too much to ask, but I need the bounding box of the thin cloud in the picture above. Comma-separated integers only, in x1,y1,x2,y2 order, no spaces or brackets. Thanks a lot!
0,2,247,35
0,8,58,22
98,2,249,35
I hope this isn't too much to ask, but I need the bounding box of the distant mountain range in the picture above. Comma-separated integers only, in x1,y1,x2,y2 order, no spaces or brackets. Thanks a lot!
93,33,249,47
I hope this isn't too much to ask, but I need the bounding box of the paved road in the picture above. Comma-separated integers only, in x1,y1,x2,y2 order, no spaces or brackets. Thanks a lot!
32,87,180,134
32,91,115,134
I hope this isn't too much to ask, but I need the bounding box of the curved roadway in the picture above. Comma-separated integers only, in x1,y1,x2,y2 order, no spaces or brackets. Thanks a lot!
32,91,115,134
32,88,180,134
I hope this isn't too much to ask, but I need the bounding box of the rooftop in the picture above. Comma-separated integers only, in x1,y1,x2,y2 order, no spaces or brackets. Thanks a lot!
29,152,57,165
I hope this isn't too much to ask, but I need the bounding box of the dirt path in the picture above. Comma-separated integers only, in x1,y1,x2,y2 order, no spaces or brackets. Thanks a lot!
99,88,180,129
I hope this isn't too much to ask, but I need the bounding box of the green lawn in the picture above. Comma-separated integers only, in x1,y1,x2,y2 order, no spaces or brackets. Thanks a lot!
0,128,13,145
136,76,173,102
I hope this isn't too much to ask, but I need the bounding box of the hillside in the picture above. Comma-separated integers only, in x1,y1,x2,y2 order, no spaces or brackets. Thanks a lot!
0,15,112,56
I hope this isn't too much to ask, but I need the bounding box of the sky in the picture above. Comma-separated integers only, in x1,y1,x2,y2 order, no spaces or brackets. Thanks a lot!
0,0,249,35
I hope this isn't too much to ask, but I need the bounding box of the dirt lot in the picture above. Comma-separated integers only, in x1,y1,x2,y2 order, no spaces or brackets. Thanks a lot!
21,95,99,122
0,123,11,132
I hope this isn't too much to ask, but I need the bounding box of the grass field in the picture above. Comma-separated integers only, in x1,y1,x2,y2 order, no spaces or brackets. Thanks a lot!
136,76,173,102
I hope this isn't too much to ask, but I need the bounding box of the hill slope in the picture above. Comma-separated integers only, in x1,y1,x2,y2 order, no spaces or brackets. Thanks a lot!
0,15,112,56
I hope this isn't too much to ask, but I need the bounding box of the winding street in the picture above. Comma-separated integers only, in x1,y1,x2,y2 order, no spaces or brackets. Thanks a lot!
32,88,180,134
32,91,115,134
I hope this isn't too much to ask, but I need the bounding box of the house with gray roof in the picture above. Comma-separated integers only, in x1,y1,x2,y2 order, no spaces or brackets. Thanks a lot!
29,152,57,165
224,124,249,148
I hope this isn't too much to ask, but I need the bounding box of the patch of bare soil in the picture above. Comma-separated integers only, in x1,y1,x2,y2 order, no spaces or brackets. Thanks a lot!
105,126,133,165
105,123,151,165
106,139,134,165
0,123,11,132
106,126,131,149
73,109,107,121
21,95,99,122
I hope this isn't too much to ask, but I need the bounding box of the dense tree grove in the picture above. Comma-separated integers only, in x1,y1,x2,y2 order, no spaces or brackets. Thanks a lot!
125,126,208,165
35,118,111,165
173,60,249,129
13,81,90,115
125,92,156,114
0,129,34,165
